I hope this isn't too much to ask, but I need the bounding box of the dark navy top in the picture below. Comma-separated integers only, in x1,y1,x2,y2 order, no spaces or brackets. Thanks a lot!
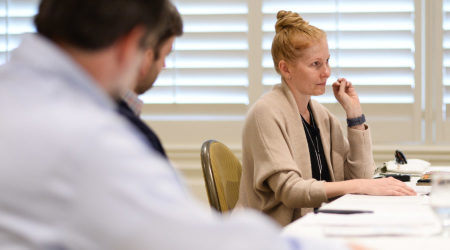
117,100,167,158
301,104,331,182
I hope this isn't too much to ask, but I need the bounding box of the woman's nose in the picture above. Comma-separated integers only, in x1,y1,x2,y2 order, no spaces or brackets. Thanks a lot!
322,64,331,78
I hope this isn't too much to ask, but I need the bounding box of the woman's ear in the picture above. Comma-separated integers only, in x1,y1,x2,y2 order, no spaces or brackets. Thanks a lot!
278,60,291,80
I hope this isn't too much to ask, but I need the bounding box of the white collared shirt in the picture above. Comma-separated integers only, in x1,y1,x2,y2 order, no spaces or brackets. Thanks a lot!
0,34,347,250
121,89,144,116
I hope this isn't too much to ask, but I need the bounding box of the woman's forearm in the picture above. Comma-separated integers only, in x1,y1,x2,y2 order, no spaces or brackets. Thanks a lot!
323,180,360,199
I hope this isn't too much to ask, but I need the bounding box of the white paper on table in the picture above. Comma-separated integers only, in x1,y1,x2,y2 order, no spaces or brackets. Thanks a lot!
323,225,441,237
284,212,441,237
315,212,440,236
320,194,431,212
301,195,442,237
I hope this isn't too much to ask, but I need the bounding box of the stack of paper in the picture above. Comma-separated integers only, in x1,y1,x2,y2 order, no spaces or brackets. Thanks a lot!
316,212,440,236
283,195,442,237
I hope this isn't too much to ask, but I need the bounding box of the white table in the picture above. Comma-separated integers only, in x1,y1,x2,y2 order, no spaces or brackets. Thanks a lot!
282,172,450,250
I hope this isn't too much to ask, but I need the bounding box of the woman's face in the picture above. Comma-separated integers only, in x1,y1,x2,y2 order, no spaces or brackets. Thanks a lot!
285,38,331,96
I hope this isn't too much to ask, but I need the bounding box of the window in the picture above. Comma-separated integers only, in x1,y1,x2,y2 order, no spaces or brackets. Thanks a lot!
0,0,37,64
147,0,419,144
444,1,450,104
4,0,450,147
442,0,450,142
140,0,250,105
262,0,415,104
259,0,420,144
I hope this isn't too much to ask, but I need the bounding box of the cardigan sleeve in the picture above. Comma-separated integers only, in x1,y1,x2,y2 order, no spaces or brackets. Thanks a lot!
243,103,328,209
344,125,376,179
266,172,327,208
327,112,375,180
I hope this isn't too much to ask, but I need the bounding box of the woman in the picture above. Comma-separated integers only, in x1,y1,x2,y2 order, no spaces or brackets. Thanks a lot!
236,10,416,226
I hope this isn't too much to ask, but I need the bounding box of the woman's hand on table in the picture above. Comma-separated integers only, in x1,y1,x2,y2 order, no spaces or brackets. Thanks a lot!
353,177,417,196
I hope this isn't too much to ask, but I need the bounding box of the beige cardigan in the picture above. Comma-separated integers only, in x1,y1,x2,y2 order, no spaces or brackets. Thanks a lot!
236,83,375,226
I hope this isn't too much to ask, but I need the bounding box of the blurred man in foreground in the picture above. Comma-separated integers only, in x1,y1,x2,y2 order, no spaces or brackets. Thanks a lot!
0,0,354,249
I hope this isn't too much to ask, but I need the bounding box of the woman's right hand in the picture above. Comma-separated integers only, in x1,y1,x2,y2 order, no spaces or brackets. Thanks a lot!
353,177,416,196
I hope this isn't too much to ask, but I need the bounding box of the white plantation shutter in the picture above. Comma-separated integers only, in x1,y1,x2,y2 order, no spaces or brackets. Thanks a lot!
140,0,249,104
143,0,421,144
441,0,450,141
2,0,447,145
444,1,450,100
261,0,420,144
262,0,415,104
0,0,38,64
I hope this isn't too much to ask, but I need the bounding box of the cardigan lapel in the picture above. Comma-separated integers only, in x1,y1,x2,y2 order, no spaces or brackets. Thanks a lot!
279,82,313,179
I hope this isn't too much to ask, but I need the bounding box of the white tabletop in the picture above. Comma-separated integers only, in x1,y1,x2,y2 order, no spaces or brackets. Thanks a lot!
282,169,450,250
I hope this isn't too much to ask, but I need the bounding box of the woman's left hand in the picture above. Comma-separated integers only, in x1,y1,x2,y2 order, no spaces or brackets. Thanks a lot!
332,78,362,118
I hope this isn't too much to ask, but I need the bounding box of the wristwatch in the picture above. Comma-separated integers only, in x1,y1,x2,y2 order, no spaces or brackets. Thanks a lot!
347,114,365,127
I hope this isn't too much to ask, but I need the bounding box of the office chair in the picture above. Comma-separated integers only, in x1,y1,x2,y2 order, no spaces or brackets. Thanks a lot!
200,140,242,213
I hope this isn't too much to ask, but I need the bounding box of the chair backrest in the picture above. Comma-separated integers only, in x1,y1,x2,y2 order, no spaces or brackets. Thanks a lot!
200,140,242,213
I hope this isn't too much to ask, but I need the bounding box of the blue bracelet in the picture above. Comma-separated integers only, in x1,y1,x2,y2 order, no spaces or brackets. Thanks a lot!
347,114,366,127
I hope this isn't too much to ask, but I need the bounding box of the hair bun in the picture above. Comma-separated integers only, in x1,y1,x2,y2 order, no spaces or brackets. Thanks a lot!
275,10,308,33
276,10,296,20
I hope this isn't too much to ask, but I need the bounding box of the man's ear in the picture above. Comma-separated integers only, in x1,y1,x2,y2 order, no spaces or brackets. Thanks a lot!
115,26,146,67
278,60,291,80
139,49,154,77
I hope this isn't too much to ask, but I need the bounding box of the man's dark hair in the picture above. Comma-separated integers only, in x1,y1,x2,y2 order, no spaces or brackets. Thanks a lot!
34,0,168,50
153,2,183,60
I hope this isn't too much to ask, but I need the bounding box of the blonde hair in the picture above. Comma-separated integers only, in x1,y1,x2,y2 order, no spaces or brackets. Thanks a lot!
271,10,326,74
